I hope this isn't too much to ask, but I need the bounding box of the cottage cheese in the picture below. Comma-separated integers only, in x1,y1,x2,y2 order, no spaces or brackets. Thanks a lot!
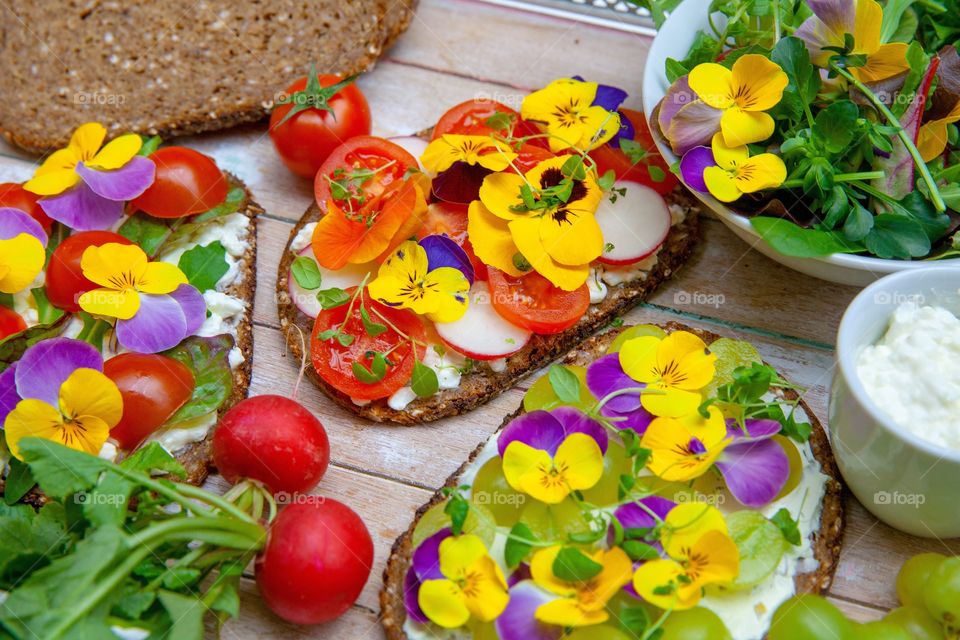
857,302,960,449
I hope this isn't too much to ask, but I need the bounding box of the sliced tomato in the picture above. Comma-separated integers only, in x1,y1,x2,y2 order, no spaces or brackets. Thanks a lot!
487,268,589,335
433,99,519,138
413,202,487,280
591,108,678,195
0,307,26,340
311,289,427,400
131,147,229,218
513,144,556,173
313,136,418,214
0,183,53,231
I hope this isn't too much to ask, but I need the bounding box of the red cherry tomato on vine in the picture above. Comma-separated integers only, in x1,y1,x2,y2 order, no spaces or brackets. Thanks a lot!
591,108,678,195
0,183,53,231
103,353,195,450
269,74,372,179
487,267,589,335
131,147,229,218
46,231,133,312
0,307,26,340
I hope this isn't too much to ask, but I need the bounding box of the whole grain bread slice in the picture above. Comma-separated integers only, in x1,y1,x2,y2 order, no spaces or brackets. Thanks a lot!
0,0,417,153
379,323,846,639
276,187,700,424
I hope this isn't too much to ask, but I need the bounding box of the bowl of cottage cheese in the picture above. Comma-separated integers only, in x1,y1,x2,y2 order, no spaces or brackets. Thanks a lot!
831,267,960,537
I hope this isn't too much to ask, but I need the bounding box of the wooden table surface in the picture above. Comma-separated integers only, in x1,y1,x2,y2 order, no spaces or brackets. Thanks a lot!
1,0,956,636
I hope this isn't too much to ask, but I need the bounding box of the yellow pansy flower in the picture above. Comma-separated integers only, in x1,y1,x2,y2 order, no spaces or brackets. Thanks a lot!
641,407,732,482
688,55,788,147
0,234,46,294
618,330,717,417
419,534,510,628
78,243,187,320
421,134,518,174
24,122,143,197
918,102,960,162
702,134,787,204
530,545,633,627
502,432,604,504
468,156,604,291
521,78,620,152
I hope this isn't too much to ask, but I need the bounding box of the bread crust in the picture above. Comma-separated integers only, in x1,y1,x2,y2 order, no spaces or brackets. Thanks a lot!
378,324,846,639
277,188,700,424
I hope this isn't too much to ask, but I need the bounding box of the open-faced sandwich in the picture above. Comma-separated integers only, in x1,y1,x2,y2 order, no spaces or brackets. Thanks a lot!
277,78,701,424
0,122,258,499
380,323,844,639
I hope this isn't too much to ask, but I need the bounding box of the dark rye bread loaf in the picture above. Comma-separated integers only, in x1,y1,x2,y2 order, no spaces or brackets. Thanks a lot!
0,0,417,153
276,187,700,425
379,323,846,639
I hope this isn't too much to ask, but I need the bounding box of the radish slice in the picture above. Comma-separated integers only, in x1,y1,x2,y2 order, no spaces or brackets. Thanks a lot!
595,181,671,265
389,136,429,167
288,246,374,318
435,282,532,360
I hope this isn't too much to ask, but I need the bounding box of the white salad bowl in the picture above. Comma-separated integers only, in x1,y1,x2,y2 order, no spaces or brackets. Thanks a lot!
641,0,958,287
830,267,960,537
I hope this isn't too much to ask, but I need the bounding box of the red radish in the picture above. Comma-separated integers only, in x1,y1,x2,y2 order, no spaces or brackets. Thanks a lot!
388,136,428,166
212,395,330,495
435,282,531,360
595,181,671,265
256,500,373,625
288,247,371,318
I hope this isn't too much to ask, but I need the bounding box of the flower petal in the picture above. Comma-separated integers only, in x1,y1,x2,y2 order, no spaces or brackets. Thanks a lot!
462,555,510,621
39,181,125,231
587,353,642,413
4,399,63,461
479,172,527,220
438,534,489,578
59,368,123,427
856,42,911,83
658,76,696,136
666,100,724,156
495,581,564,640
852,0,883,55
679,147,715,193
703,166,742,203
728,418,782,441
716,437,790,507
710,133,750,171
613,495,677,531
68,123,107,160
552,406,608,454
115,293,189,354
0,208,47,245
688,63,734,109
138,260,188,294
467,201,524,277
413,529,450,581
404,567,429,624
419,579,470,628
424,267,471,324
553,433,604,492
918,120,951,163
75,156,155,201
168,284,207,336
78,287,141,320
720,109,775,147
730,55,788,112
0,364,18,425
529,546,578,597
498,409,567,457
0,234,46,294
503,442,569,503
632,558,701,610
509,217,589,291
15,338,102,407
537,205,604,267
663,332,715,390
89,133,142,170
618,336,661,384
663,503,728,556
689,530,740,585
736,154,788,193
81,242,149,289
535,597,608,626
23,169,80,197
420,234,475,284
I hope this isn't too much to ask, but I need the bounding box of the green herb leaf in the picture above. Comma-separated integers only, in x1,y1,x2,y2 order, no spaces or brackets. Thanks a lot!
445,495,470,536
864,214,931,259
751,217,864,257
2,459,34,505
622,540,661,561
360,305,388,337
291,256,322,290
843,200,874,241
771,36,820,106
597,169,617,191
336,333,355,347
352,353,388,384
485,111,516,133
620,605,652,636
552,547,603,582
0,316,71,373
138,135,162,156
504,523,537,568
812,100,859,154
411,361,439,397
158,589,205,640
548,365,581,403
30,288,64,324
177,241,229,292
118,212,178,257
317,287,350,309
18,438,108,499
561,154,587,181
770,508,802,546
163,335,235,424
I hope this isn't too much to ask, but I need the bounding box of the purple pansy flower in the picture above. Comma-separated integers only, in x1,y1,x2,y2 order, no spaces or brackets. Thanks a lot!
679,145,715,193
498,406,608,458
656,75,722,156
573,75,635,147
420,234,474,285
610,496,676,598
495,581,563,640
403,528,451,624
715,418,790,508
586,353,654,434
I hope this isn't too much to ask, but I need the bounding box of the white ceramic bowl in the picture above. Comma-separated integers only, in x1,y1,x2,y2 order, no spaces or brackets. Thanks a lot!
830,267,960,537
641,0,958,287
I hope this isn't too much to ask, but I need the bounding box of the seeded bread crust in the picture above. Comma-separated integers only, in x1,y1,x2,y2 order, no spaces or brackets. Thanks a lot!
379,324,846,639
276,187,700,424
0,0,417,153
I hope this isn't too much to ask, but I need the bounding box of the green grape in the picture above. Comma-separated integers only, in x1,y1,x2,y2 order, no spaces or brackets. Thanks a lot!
635,475,696,502
852,620,913,640
897,553,946,607
563,626,632,639
885,606,945,640
467,620,499,640
923,556,960,631
606,324,667,354
772,435,804,500
470,456,527,526
725,510,786,590
703,337,763,398
768,595,856,640
581,441,632,506
659,607,733,640
523,365,595,411
411,500,497,549
519,497,591,542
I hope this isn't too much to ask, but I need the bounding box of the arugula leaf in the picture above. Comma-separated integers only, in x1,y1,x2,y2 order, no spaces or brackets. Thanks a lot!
188,185,246,225
158,589,205,640
0,315,70,373
177,241,229,292
18,438,107,499
504,523,537,568
864,214,931,259
411,361,439,397
118,212,178,257
548,365,581,403
317,287,350,310
751,217,864,257
291,256,322,290
3,458,34,505
552,547,603,582
163,335,235,424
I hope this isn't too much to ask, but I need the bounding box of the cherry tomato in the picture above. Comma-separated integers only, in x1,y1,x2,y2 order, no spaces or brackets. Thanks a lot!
415,202,486,280
591,108,678,195
255,500,373,625
131,147,229,218
433,99,540,141
313,136,418,214
103,353,195,450
0,183,53,231
311,289,427,400
0,307,26,340
46,231,133,312
488,267,589,335
269,74,372,179
213,395,330,495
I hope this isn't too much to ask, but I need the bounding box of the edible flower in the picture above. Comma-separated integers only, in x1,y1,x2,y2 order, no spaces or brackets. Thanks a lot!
407,529,510,628
680,134,787,203
521,78,621,152
640,407,732,481
527,545,633,626
657,75,723,156
78,243,206,353
468,155,604,291
498,406,607,504
687,55,788,147
716,418,791,507
609,496,677,598
23,122,155,231
421,134,517,174
795,0,909,82
0,338,121,459
367,236,472,323
618,330,717,417
633,504,738,610
0,208,49,294
918,102,960,162
571,76,634,147
586,352,655,433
